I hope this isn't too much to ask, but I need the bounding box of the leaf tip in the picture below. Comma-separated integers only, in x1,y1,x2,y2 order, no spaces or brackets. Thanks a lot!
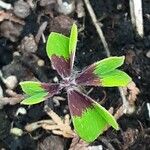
72,23,77,30
122,74,132,87
116,56,125,65
20,100,28,105
19,81,25,86
113,122,120,130
120,55,125,61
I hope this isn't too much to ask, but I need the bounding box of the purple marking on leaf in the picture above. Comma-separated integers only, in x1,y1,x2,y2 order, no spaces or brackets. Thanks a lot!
75,65,100,86
68,89,93,116
41,83,61,96
51,55,71,78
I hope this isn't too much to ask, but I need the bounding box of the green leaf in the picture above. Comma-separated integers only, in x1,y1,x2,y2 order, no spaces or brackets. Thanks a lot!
72,102,119,142
69,23,78,70
94,56,125,75
20,81,46,95
21,92,48,105
46,32,69,59
73,106,108,142
76,56,131,87
68,90,119,142
69,23,78,54
101,69,132,87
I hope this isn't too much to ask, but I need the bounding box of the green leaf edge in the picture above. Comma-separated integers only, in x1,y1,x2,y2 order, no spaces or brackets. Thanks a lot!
19,81,46,95
46,32,70,59
69,23,78,54
72,102,119,142
20,92,48,105
94,56,125,75
100,69,132,87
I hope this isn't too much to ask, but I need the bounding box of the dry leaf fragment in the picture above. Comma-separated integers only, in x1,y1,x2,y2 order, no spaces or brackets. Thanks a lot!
126,81,140,104
43,106,74,138
0,10,25,25
123,81,140,114
69,134,89,150
122,128,139,149
125,50,136,65
25,120,55,132
25,105,74,138
76,0,85,18
0,89,24,109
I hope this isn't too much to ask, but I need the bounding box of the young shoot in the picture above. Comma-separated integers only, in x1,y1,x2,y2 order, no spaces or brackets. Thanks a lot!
20,24,131,142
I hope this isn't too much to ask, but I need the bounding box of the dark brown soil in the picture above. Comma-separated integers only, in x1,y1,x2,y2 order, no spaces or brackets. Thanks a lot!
0,0,150,149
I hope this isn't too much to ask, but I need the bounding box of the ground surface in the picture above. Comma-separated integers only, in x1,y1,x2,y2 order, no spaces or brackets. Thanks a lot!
0,0,150,150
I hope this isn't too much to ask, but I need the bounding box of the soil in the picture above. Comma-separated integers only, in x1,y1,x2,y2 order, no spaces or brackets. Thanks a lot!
0,0,150,150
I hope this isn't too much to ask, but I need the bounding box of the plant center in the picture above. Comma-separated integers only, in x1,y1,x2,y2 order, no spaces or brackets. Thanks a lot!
60,77,76,90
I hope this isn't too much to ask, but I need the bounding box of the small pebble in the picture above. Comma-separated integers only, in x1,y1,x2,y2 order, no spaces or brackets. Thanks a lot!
10,127,23,136
0,85,3,97
15,107,27,116
20,34,37,53
37,59,45,67
37,135,64,150
3,75,18,89
76,0,85,18
117,4,122,10
50,15,74,35
89,145,103,150
56,1,75,15
146,50,150,58
53,76,59,83
13,0,30,18
13,51,21,57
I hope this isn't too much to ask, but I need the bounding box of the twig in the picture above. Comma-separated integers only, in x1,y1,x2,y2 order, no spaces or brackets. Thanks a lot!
147,103,150,120
25,120,55,132
129,0,144,37
84,0,129,113
100,137,115,150
35,21,48,44
118,87,128,113
83,0,110,57
0,0,12,10
114,105,124,120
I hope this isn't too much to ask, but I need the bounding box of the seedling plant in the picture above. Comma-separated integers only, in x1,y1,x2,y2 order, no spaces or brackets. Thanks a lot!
20,24,131,142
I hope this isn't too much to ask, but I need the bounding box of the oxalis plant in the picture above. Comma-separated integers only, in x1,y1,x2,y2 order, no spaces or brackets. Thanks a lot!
20,24,131,142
